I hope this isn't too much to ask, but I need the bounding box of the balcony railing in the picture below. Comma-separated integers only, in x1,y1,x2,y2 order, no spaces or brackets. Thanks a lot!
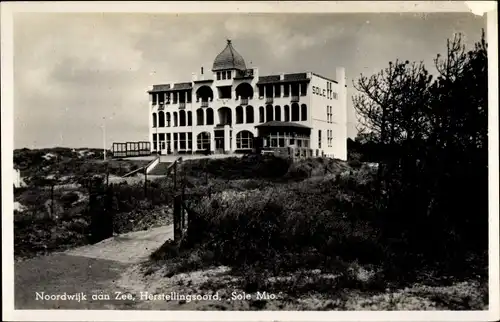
265,97,274,104
240,97,249,105
179,102,186,109
291,95,300,102
201,100,209,107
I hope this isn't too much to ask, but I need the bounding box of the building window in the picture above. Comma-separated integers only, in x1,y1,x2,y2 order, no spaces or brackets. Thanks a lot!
195,109,203,126
173,112,178,127
206,108,214,125
152,113,157,128
259,106,265,123
227,71,232,79
258,86,264,98
246,105,254,123
291,103,300,121
318,130,322,149
266,105,273,122
275,106,281,121
167,133,171,148
152,93,158,105
188,133,193,150
187,111,192,126
301,104,307,121
179,133,186,150
159,112,165,127
197,132,211,150
159,133,165,144
284,105,290,122
222,71,227,80
236,106,244,124
217,72,221,80
300,83,307,96
152,133,157,151
166,112,171,127
283,84,290,97
179,110,186,127
236,130,254,149
275,85,281,98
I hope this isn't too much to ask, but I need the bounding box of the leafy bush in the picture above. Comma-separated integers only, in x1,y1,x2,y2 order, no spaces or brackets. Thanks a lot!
184,177,385,273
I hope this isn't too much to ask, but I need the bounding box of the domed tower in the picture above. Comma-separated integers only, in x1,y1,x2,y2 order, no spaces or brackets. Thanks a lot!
212,39,247,80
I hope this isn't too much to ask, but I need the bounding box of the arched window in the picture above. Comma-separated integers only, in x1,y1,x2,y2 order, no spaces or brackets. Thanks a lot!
187,111,192,126
173,112,178,127
152,113,157,127
166,112,171,127
218,107,232,125
275,106,281,121
206,108,214,125
236,131,254,149
196,109,204,125
301,104,307,121
266,105,273,122
284,105,290,122
235,106,244,124
197,132,211,150
235,82,254,99
196,85,214,103
246,105,254,123
291,103,300,121
158,111,165,127
259,106,265,123
179,110,186,127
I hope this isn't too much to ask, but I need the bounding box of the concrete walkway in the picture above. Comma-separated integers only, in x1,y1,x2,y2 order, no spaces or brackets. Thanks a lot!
14,225,173,309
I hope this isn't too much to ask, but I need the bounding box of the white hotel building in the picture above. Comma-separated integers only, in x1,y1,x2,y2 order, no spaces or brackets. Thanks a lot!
148,40,347,160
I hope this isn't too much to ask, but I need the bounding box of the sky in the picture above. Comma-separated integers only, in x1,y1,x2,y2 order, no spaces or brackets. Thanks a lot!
13,12,486,149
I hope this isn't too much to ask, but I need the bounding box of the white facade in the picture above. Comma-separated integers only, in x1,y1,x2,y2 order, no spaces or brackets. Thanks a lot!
148,40,347,160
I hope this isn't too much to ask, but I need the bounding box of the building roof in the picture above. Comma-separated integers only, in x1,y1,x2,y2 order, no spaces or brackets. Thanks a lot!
148,82,192,93
212,40,247,72
257,73,311,85
255,121,311,129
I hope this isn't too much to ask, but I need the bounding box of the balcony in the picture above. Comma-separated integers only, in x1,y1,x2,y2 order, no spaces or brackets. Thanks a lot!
291,95,300,102
265,97,274,104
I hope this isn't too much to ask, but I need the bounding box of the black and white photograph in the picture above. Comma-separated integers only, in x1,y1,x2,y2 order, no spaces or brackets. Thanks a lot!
1,1,498,321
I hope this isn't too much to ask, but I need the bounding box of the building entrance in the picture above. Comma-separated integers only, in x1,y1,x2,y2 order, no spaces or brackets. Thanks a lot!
214,130,225,154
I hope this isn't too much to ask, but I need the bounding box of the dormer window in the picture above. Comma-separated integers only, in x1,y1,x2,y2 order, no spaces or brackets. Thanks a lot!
217,72,221,80
227,71,232,79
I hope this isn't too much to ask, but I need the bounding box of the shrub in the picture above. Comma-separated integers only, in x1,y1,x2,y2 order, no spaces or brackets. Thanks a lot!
59,191,80,208
186,182,385,272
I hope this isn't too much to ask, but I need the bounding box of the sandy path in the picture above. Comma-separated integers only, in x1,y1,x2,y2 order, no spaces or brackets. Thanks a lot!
14,225,173,309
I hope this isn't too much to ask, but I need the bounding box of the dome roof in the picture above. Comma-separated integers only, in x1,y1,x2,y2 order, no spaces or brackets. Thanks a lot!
212,40,247,71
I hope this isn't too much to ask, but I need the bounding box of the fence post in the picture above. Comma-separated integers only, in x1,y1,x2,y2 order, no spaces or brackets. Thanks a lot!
173,194,183,242
50,183,55,216
205,158,208,185
144,167,148,198
173,160,177,192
